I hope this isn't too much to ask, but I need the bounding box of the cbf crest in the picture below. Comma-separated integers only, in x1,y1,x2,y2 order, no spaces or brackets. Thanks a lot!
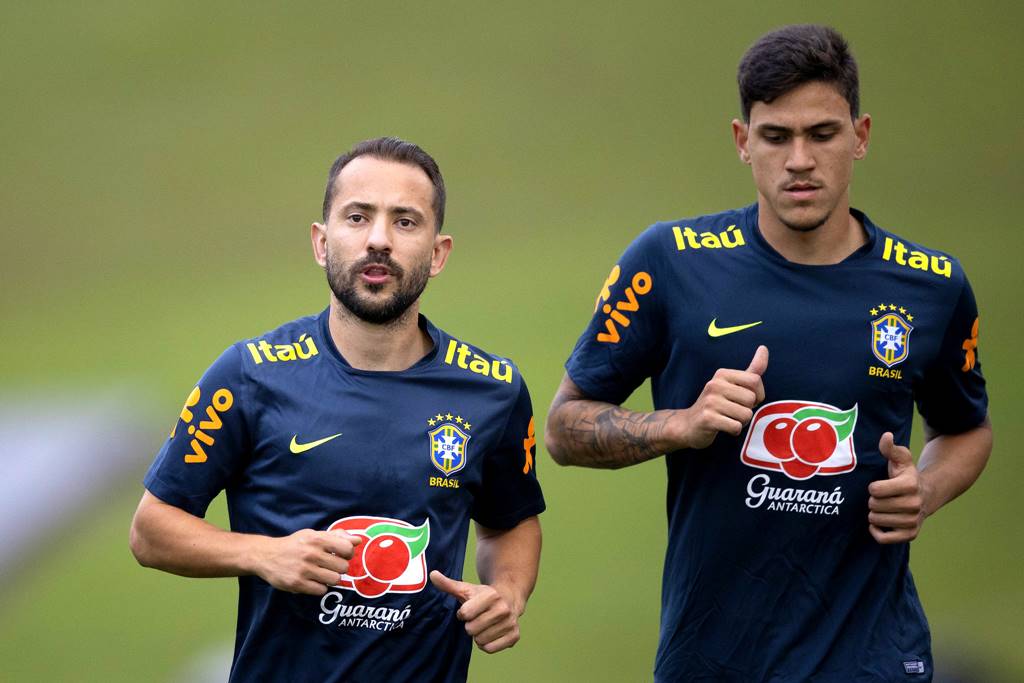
427,412,472,477
869,303,914,367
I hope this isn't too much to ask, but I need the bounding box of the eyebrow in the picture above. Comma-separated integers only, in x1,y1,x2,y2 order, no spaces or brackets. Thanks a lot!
755,119,844,134
340,201,426,221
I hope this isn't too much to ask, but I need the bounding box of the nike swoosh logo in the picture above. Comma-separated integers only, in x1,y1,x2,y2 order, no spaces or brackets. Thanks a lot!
289,433,342,454
708,318,763,337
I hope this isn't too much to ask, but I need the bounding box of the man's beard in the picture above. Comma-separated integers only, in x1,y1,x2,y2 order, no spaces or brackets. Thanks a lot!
781,207,831,233
326,249,431,325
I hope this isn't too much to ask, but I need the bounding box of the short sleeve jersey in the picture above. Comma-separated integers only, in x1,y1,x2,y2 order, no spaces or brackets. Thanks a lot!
144,309,545,683
565,204,987,682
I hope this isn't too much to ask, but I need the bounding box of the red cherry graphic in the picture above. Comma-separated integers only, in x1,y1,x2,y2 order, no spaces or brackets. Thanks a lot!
352,575,390,597
344,533,371,579
791,418,838,465
781,457,818,480
763,417,797,460
363,534,411,583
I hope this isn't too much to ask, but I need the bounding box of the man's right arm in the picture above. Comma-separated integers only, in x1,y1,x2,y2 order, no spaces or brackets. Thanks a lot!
545,346,769,469
129,490,360,596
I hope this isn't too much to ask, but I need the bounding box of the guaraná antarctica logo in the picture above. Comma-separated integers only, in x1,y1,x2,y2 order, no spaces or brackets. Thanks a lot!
328,516,430,598
741,400,858,481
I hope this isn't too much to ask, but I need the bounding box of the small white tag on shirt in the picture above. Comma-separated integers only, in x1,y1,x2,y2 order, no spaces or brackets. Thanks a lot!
903,660,926,675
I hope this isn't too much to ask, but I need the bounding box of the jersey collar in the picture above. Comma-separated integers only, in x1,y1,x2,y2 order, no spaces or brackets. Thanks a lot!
745,203,880,268
317,308,444,376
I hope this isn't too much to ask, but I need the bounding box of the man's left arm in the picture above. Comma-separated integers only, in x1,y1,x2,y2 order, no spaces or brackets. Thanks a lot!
429,515,542,652
867,418,992,544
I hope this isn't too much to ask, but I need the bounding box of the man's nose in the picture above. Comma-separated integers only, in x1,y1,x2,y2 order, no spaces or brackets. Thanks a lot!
785,138,815,173
365,216,392,252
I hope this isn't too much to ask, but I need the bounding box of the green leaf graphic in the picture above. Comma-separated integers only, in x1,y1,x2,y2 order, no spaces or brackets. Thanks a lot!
792,405,858,442
365,520,430,559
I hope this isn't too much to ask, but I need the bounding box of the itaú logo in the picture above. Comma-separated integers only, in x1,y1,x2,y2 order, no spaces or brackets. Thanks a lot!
740,401,858,481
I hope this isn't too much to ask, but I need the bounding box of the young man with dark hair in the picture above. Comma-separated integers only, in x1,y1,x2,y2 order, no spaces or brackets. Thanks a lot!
131,137,545,682
547,25,990,681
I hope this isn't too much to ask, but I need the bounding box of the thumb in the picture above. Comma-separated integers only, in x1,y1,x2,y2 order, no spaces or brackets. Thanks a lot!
330,530,362,546
878,432,913,471
745,345,769,376
430,570,473,603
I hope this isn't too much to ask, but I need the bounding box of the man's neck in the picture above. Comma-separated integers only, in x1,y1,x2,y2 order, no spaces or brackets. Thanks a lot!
327,299,434,371
757,195,867,265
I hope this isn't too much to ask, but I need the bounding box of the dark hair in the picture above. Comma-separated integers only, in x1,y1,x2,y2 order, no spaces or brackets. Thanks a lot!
737,25,859,121
321,136,446,230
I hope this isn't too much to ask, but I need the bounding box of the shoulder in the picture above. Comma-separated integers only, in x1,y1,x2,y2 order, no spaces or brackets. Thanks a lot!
870,216,967,288
235,312,324,369
435,330,524,393
643,205,754,258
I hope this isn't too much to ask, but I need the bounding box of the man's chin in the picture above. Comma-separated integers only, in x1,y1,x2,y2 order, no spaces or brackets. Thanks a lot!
779,207,830,233
339,300,410,325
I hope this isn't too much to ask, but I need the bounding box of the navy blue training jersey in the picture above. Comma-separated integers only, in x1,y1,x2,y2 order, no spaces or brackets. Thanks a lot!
565,204,987,682
144,309,545,683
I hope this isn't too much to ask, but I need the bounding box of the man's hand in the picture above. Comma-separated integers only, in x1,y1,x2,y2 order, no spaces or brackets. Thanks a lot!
430,570,521,653
254,529,362,596
677,345,768,449
868,432,927,544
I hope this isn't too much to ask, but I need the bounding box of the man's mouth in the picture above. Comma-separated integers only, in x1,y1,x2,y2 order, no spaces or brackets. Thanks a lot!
360,264,393,285
783,182,821,201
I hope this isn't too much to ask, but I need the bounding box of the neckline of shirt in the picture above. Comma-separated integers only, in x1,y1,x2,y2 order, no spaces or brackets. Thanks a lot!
744,203,880,269
317,307,444,376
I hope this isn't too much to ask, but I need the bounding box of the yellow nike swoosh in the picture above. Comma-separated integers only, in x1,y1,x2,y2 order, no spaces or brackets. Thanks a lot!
707,318,763,337
289,433,342,454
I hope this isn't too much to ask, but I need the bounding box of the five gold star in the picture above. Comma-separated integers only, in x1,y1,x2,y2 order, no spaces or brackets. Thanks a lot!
870,308,878,316
428,411,473,430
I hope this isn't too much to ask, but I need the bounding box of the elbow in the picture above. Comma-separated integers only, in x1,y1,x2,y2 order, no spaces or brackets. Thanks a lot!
543,421,571,467
129,515,157,568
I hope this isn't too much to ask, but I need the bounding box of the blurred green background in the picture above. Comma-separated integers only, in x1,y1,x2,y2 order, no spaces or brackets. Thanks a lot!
1,1,1021,680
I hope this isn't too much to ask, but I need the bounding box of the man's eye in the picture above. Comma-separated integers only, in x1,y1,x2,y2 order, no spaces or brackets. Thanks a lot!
763,134,786,144
397,218,414,228
348,214,365,223
812,132,836,142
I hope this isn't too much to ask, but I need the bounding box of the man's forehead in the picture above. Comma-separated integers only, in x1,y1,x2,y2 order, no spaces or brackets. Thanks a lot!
334,156,434,207
748,81,852,127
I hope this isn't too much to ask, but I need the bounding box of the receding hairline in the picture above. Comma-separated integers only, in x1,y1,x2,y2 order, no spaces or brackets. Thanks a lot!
321,136,447,231
325,156,439,225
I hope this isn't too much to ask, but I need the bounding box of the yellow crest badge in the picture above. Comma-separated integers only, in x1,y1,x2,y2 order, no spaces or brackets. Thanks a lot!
427,413,471,477
869,304,914,368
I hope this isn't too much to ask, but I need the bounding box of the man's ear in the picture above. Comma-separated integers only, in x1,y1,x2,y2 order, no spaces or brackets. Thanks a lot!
732,119,751,165
430,233,454,277
853,113,871,160
311,222,328,268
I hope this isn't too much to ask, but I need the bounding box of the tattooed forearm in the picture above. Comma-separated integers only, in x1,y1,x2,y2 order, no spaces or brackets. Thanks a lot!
557,402,679,468
545,375,686,469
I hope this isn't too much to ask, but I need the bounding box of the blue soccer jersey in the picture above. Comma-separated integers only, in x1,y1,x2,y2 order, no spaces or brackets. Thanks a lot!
144,309,545,682
565,204,987,682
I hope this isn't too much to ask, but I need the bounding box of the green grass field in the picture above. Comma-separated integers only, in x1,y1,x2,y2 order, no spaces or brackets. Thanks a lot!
1,2,1022,680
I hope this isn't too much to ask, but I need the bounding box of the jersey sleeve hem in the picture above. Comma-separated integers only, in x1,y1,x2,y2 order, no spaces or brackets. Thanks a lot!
472,499,546,531
142,471,215,518
565,362,629,405
925,406,989,436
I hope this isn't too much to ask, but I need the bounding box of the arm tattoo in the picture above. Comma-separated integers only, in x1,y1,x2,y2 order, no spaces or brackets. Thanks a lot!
553,399,675,469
